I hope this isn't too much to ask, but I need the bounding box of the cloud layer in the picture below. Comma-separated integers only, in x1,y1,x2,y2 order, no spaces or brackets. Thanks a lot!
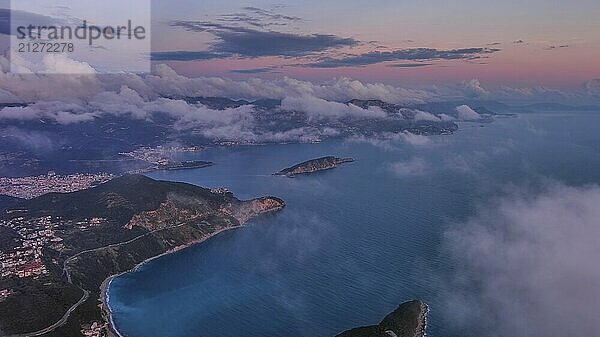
0,57,455,145
446,183,600,337
168,20,358,58
306,48,500,68
455,105,482,120
388,157,428,176
281,96,387,120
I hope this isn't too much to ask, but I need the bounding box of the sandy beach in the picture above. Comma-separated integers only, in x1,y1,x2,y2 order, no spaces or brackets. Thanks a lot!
98,225,245,337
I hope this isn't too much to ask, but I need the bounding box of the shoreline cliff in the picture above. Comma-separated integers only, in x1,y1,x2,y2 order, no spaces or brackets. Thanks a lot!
98,195,286,337
0,175,285,337
335,300,429,337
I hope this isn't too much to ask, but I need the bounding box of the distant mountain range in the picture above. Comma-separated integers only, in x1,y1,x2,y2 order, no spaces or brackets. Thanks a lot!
3,96,597,177
0,97,460,177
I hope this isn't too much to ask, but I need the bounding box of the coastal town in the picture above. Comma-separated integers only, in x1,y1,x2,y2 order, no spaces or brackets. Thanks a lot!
0,210,109,337
0,172,114,199
0,216,60,280
119,145,213,173
119,145,203,166
0,206,111,337
0,215,107,293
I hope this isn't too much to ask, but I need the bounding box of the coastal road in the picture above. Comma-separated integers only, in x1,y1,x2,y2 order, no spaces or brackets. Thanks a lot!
11,226,168,337
14,221,213,337
62,222,191,282
5,288,89,337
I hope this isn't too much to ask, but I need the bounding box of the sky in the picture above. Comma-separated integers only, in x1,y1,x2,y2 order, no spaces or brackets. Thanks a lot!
1,0,599,98
147,0,600,89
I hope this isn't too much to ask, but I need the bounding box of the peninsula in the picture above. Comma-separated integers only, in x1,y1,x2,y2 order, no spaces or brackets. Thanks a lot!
162,160,214,171
0,175,285,337
336,300,428,337
274,156,355,177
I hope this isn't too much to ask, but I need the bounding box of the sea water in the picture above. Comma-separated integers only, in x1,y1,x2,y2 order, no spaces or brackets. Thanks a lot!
107,112,600,337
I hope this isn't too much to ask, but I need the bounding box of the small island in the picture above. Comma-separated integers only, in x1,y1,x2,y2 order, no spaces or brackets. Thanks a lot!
274,156,355,177
161,160,214,171
336,300,428,337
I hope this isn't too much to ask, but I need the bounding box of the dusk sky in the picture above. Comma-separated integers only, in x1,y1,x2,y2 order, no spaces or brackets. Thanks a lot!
150,0,600,89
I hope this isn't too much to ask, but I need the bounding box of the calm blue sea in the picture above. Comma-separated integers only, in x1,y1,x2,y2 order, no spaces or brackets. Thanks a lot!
108,112,600,337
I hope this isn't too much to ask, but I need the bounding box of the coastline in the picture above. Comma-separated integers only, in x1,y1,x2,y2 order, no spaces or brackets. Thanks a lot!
418,302,430,337
98,225,244,337
100,276,122,337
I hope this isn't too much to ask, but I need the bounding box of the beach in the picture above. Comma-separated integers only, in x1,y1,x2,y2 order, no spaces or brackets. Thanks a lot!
98,225,248,337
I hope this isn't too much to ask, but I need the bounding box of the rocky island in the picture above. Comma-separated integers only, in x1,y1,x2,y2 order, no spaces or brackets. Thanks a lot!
162,160,214,171
274,156,355,177
336,300,428,337
0,175,285,337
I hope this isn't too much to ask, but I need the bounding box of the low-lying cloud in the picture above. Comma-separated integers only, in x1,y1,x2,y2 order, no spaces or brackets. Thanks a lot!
388,157,428,176
2,126,57,153
455,105,482,120
281,95,387,120
0,57,434,104
347,131,431,150
585,79,600,97
414,110,442,121
462,79,489,97
446,183,600,337
2,53,598,107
